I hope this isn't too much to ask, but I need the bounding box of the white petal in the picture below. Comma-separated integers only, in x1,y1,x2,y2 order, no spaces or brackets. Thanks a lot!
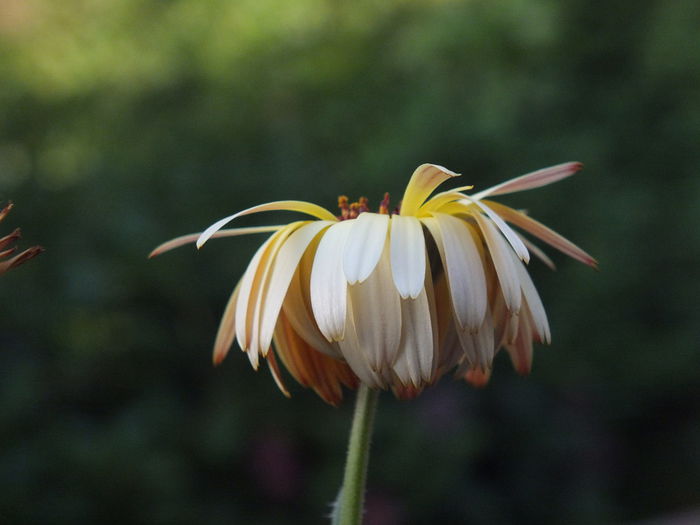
393,288,434,386
471,212,522,314
471,162,583,200
310,221,354,341
257,221,334,355
197,200,338,248
348,238,402,373
423,213,487,331
390,215,426,299
343,212,390,284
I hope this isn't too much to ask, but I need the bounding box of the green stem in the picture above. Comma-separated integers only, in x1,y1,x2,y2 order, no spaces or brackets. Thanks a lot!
336,383,379,525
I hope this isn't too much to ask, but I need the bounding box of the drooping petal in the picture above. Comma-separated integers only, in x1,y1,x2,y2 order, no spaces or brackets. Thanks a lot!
348,238,402,373
266,350,291,398
484,201,598,269
471,212,522,314
273,310,358,406
337,297,385,388
519,234,556,270
343,212,390,284
510,249,551,344
213,282,241,366
149,226,284,258
235,223,302,362
282,265,343,359
197,200,338,248
471,162,583,200
459,197,530,263
400,164,460,217
393,287,434,386
422,214,487,332
257,221,334,356
310,220,354,341
389,214,426,299
505,311,534,375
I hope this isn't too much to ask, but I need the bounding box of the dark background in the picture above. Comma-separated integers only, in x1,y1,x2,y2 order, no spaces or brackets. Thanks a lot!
1,1,699,523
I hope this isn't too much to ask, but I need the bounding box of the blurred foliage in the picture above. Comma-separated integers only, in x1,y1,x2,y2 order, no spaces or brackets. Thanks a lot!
1,0,699,523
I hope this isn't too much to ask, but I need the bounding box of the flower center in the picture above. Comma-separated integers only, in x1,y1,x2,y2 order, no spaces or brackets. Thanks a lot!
337,193,398,220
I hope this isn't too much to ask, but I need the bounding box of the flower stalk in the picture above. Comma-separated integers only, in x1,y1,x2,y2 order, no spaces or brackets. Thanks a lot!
335,383,379,525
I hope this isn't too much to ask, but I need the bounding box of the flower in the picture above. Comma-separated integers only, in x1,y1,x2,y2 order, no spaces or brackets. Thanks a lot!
151,162,596,405
0,202,43,275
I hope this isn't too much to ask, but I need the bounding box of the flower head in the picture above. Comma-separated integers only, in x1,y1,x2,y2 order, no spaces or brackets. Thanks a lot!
151,162,596,405
0,202,43,275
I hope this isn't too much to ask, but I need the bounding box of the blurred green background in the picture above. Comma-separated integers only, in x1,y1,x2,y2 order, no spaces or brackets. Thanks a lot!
1,0,699,523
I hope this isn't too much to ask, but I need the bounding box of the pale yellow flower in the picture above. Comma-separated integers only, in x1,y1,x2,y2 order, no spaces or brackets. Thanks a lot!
151,162,596,405
0,202,43,275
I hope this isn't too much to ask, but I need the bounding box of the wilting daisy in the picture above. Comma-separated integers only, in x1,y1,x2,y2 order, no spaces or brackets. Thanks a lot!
0,202,43,275
151,162,596,406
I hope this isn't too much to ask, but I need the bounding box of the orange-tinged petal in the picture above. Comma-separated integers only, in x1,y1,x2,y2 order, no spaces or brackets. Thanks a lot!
471,161,583,200
213,282,241,366
149,226,283,258
484,201,598,269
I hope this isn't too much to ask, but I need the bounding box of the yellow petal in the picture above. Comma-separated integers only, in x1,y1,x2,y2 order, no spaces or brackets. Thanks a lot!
400,164,460,217
471,161,583,200
343,212,390,285
389,215,426,299
310,221,354,342
149,226,284,258
197,200,337,248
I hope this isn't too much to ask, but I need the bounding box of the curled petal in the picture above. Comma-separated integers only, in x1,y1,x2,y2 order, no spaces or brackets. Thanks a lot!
400,164,460,216
197,200,338,248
